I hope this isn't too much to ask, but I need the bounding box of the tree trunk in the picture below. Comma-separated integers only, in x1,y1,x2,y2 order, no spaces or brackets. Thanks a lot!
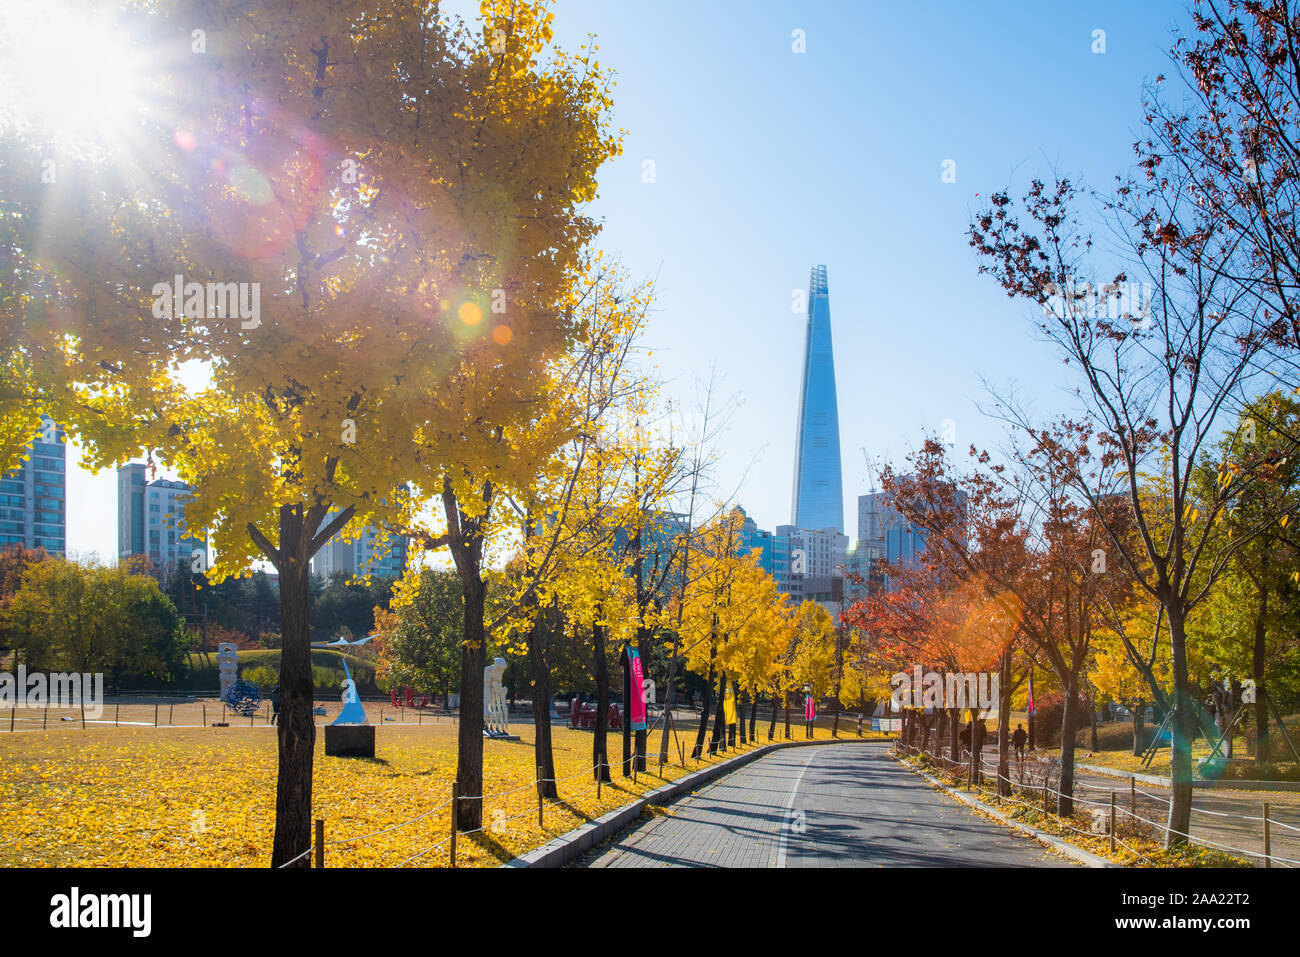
709,671,726,754
733,681,743,748
1058,685,1078,816
1132,699,1145,757
454,569,487,830
783,692,791,739
1089,697,1099,752
1254,584,1269,764
997,652,1011,796
691,662,714,759
748,693,758,742
948,707,960,765
832,699,841,738
593,619,611,782
269,513,313,868
528,608,557,799
768,694,778,741
657,632,682,765
735,682,746,745
1166,605,1193,848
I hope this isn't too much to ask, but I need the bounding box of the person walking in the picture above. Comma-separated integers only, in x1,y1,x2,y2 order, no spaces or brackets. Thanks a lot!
804,693,816,738
1012,722,1027,761
270,683,281,726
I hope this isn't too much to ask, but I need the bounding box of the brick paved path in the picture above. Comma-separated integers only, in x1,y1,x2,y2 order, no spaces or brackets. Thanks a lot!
581,741,1073,867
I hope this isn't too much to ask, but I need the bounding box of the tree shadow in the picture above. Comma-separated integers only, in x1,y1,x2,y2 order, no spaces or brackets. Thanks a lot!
466,828,516,863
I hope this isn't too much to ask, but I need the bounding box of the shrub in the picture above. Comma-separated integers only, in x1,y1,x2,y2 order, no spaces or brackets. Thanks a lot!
1218,760,1300,782
243,665,279,690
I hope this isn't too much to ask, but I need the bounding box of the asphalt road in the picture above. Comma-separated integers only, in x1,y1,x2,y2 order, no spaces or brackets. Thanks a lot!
580,741,1074,867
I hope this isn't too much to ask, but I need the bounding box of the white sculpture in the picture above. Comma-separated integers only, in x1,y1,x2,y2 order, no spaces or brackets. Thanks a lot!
483,657,509,735
216,642,239,699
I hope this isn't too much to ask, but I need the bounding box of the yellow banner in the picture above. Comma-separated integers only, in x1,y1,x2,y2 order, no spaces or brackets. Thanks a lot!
723,689,738,725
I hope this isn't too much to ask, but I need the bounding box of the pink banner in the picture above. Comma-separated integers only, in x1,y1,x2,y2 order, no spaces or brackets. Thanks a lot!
628,647,647,731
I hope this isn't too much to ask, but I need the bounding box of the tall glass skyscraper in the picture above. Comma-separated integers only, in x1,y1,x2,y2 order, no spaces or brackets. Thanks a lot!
790,265,844,534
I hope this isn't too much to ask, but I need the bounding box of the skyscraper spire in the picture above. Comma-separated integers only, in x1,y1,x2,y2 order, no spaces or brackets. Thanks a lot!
791,265,844,533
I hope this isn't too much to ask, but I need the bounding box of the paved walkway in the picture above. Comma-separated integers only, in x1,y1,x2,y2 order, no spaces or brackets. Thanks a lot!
580,741,1072,868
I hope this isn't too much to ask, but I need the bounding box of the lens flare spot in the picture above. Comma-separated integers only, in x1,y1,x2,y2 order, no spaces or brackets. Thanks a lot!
174,130,197,151
458,301,483,326
491,324,512,345
229,166,274,205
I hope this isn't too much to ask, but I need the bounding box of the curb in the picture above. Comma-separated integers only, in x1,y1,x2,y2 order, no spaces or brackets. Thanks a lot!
892,752,1116,869
503,736,887,868
1075,761,1300,792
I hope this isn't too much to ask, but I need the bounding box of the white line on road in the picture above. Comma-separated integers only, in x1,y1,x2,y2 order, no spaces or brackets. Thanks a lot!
775,748,819,868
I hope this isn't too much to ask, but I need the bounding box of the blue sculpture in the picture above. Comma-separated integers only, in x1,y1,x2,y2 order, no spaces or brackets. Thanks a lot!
311,634,374,726
222,678,262,716
331,657,369,726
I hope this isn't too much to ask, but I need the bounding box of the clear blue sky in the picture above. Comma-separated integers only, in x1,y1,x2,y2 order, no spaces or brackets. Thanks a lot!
66,0,1196,559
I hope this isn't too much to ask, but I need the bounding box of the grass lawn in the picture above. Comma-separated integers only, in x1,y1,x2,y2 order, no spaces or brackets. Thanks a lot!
0,712,887,867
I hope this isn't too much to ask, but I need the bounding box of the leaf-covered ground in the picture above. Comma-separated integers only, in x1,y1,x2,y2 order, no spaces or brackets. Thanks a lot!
0,715,881,867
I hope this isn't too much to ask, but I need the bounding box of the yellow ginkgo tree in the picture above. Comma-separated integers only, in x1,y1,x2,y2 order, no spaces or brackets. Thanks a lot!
2,0,621,862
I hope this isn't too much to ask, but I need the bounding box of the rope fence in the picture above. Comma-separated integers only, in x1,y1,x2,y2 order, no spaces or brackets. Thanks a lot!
894,741,1299,867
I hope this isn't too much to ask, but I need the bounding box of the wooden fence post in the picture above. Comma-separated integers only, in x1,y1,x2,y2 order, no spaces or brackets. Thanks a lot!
1109,792,1116,855
1264,802,1271,869
449,783,458,868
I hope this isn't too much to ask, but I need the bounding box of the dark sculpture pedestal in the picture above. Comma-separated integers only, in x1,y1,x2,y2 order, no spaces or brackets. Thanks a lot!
325,723,375,758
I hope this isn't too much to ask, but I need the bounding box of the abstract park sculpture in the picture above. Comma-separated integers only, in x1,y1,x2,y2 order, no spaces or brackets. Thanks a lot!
222,678,262,716
316,635,375,757
216,641,239,699
483,657,517,740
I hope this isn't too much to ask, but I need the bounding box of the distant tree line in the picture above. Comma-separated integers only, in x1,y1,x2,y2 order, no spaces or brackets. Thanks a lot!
0,547,399,685
164,559,397,651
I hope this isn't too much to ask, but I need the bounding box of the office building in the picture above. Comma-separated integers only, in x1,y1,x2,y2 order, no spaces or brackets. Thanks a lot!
311,488,413,580
0,419,67,556
311,524,409,579
855,487,966,592
117,463,207,579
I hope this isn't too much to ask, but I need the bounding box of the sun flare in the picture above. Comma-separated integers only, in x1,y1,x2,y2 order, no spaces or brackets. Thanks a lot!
0,1,152,153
